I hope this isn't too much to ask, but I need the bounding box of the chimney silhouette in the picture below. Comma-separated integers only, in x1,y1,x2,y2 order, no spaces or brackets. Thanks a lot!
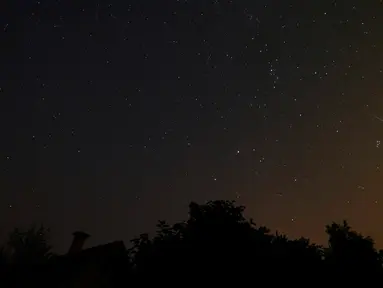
68,231,90,254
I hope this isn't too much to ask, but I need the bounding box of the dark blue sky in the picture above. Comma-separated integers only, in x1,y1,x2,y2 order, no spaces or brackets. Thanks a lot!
1,0,383,252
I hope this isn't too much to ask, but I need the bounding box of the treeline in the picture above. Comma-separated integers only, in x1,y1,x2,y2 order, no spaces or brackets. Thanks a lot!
1,200,383,286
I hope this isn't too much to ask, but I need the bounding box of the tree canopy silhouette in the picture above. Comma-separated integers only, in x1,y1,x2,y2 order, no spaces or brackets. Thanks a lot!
6,225,53,266
127,200,383,284
129,200,326,283
324,220,383,280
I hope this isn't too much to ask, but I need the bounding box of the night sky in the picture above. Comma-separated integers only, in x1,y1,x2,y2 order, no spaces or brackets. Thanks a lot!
1,0,383,252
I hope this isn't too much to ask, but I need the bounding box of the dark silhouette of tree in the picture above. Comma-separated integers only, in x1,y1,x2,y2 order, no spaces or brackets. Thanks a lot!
324,220,383,280
6,225,53,265
129,200,324,284
0,225,54,287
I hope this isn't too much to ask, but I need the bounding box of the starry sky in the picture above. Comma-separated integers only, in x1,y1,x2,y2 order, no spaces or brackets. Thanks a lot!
1,0,383,252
